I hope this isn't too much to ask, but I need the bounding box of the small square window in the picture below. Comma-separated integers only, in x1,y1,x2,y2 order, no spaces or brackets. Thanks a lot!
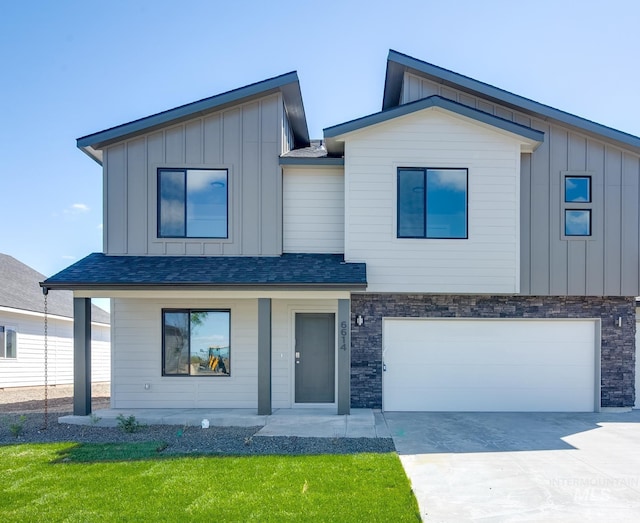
565,210,591,236
565,176,591,203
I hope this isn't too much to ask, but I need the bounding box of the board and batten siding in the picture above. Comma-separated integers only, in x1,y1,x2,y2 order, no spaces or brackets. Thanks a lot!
282,166,345,253
402,71,640,296
343,107,523,294
0,310,110,387
110,298,258,408
103,93,285,257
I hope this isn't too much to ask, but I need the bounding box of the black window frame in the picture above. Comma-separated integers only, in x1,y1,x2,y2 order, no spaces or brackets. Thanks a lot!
161,309,231,377
561,171,594,239
564,175,592,203
157,168,229,239
397,167,469,239
564,209,592,237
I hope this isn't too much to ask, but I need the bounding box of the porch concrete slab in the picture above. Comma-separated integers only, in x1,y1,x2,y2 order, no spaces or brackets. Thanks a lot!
59,408,390,439
384,411,640,522
256,408,381,438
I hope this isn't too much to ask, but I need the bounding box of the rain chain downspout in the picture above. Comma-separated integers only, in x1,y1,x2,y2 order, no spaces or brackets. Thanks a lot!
42,286,49,429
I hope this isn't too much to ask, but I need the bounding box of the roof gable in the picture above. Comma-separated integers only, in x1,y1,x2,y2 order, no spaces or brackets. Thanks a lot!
324,95,544,155
383,50,640,154
78,72,310,164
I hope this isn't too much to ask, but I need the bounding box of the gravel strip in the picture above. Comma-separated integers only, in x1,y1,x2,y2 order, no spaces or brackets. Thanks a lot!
0,411,395,455
1,385,395,455
0,383,110,414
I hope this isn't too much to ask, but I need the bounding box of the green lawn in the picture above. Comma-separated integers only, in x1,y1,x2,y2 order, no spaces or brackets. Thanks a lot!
0,443,420,522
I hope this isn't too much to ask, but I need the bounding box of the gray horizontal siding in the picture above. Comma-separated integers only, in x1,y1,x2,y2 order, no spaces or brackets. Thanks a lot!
403,72,640,296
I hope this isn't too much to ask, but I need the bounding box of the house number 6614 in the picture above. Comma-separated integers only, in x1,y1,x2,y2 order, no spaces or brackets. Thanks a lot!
340,321,348,351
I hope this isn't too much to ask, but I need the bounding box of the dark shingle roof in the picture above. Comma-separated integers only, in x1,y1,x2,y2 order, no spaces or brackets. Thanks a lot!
0,254,110,323
41,253,367,290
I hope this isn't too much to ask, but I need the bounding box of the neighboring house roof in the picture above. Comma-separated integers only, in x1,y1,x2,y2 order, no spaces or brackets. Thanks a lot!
323,95,544,156
383,49,640,154
77,72,310,164
41,253,367,291
0,253,110,323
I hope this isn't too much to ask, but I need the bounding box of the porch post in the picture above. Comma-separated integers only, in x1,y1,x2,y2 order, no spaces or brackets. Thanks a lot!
257,298,272,415
73,298,92,416
337,299,351,415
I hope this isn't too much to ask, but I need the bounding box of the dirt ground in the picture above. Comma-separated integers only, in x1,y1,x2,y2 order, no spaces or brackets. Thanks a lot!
0,382,110,414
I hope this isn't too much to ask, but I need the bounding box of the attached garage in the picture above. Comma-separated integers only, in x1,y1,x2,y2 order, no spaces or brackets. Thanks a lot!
382,318,599,412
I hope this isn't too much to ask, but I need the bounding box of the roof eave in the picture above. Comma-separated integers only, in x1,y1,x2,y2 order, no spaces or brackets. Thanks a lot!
279,156,344,166
77,71,310,155
324,95,544,155
384,50,640,153
40,282,367,292
79,145,103,165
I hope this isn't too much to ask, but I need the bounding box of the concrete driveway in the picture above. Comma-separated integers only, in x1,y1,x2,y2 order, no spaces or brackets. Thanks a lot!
385,411,640,522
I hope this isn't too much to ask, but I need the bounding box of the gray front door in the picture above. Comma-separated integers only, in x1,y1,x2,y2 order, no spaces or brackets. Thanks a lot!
295,313,335,403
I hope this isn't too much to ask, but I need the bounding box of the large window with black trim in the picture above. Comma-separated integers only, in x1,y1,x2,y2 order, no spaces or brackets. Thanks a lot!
162,310,230,376
0,326,17,358
158,168,228,238
397,168,468,239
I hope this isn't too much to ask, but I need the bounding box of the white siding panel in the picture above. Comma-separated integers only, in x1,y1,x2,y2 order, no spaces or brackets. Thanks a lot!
343,107,522,293
0,310,110,387
111,298,258,408
283,167,344,253
111,297,339,409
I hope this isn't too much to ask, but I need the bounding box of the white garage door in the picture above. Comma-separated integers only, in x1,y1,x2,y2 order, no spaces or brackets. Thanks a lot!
383,319,598,412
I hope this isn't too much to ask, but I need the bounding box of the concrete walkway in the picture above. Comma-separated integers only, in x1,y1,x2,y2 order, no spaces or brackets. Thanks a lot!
385,411,640,522
59,408,391,438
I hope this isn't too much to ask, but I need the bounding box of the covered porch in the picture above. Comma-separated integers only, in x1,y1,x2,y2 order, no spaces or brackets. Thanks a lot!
40,253,367,419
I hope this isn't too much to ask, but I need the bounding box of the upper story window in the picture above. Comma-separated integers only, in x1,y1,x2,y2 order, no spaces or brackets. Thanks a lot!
397,168,468,239
562,173,592,237
565,176,591,204
0,326,17,358
162,309,230,377
158,168,228,238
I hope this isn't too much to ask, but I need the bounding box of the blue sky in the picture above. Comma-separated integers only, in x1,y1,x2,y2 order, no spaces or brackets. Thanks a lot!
1,0,639,280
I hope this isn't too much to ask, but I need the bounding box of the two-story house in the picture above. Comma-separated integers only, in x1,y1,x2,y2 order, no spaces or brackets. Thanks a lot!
42,50,640,416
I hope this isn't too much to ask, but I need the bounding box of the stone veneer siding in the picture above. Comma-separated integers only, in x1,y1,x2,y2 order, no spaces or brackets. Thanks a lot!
350,294,636,409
